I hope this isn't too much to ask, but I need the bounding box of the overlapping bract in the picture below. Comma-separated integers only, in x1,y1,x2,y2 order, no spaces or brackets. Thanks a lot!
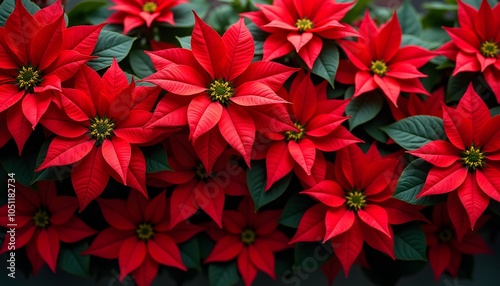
409,85,500,236
439,0,500,101
0,0,103,153
145,14,297,172
336,12,435,106
242,0,358,69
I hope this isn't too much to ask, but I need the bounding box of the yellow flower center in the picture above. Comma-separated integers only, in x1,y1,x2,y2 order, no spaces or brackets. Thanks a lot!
437,227,453,243
296,18,313,32
33,210,50,228
284,122,305,142
136,223,154,240
17,66,43,92
89,116,115,144
241,229,256,244
208,80,233,106
195,162,210,180
142,1,157,13
461,146,485,170
370,60,388,76
345,190,367,211
480,41,499,58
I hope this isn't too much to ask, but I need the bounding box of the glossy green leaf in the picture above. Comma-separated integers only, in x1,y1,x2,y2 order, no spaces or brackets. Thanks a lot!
87,30,135,70
311,40,340,87
394,158,446,206
58,243,91,277
397,0,422,36
129,49,155,78
346,92,384,130
247,160,292,209
180,237,201,270
141,144,172,173
382,115,445,150
208,261,240,286
394,223,427,261
279,194,316,228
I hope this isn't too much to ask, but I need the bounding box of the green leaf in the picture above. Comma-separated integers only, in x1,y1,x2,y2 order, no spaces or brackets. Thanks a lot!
490,106,500,117
397,0,422,36
58,243,91,277
176,36,192,49
0,0,40,26
87,30,135,71
422,2,457,11
247,160,292,209
394,223,427,261
382,115,445,150
180,237,201,270
32,139,71,184
446,72,476,103
129,49,155,78
345,93,384,130
67,0,108,26
279,194,316,228
172,3,195,27
394,158,446,206
362,105,393,143
141,144,172,173
341,0,370,24
311,41,339,87
208,261,240,286
0,141,38,188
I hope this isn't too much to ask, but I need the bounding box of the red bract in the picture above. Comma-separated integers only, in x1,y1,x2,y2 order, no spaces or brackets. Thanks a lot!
37,60,168,210
107,0,187,34
0,0,103,154
336,12,435,107
439,0,500,102
409,85,500,236
242,0,358,69
291,144,426,274
262,72,360,189
204,198,289,286
422,204,491,281
144,14,297,172
83,191,202,286
0,182,96,274
147,132,247,228
389,87,445,121
0,112,10,148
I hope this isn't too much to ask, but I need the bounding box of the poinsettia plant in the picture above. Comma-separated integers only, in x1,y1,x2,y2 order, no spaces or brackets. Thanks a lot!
0,0,499,285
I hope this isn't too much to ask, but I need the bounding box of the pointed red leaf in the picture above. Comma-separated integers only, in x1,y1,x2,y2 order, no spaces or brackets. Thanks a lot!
204,235,243,262
148,234,186,270
98,199,136,230
7,101,32,155
222,18,254,80
218,106,255,166
290,204,328,243
102,138,131,184
331,220,364,275
288,139,316,175
144,65,207,95
38,137,94,170
408,140,461,168
188,96,223,141
357,205,391,238
191,13,226,78
248,244,275,279
231,82,288,106
30,15,63,70
457,172,490,229
419,163,468,197
195,181,225,227
36,228,60,272
237,247,258,286
324,207,355,241
265,141,295,190
118,237,147,280
193,127,227,174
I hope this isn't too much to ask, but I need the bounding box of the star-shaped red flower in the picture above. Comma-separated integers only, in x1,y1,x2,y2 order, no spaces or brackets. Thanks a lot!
144,14,297,172
0,0,103,154
107,0,187,34
242,0,358,69
422,204,491,281
409,84,500,236
147,132,247,228
204,198,289,286
83,191,202,286
291,144,426,274
439,0,500,102
262,72,360,190
37,60,168,210
336,12,435,107
0,182,96,274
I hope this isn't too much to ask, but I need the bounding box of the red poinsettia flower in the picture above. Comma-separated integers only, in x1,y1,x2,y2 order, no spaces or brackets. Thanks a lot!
107,0,187,34
147,132,247,228
422,203,491,281
389,87,445,121
262,72,360,189
438,0,500,102
144,14,297,172
37,60,168,210
409,84,500,236
83,191,202,286
291,144,426,274
336,12,435,107
204,198,289,286
0,182,96,274
242,0,358,69
0,0,103,154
